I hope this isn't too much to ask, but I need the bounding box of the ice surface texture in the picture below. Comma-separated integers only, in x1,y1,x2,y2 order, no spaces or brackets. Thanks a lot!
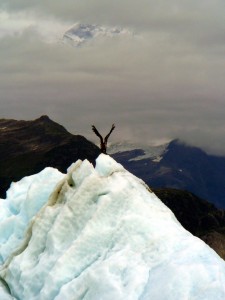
0,154,225,299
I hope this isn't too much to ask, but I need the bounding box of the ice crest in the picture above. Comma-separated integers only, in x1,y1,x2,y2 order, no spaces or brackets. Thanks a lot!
0,155,225,300
95,153,124,176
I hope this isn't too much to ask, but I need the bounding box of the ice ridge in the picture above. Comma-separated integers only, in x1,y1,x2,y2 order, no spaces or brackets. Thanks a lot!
0,154,224,299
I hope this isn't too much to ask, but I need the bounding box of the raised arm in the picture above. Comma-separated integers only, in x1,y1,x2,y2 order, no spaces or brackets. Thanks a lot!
104,124,115,143
92,125,103,143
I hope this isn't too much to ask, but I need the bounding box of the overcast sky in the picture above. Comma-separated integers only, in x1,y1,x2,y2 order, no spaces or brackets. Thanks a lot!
1,1,225,154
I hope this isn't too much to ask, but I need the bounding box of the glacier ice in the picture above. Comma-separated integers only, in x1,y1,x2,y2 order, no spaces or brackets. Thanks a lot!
0,154,225,299
0,167,65,265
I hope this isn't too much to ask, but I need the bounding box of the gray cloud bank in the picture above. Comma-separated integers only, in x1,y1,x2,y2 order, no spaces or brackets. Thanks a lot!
1,1,225,155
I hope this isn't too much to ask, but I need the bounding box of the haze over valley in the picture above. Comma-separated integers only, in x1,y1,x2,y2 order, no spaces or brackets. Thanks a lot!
1,0,225,155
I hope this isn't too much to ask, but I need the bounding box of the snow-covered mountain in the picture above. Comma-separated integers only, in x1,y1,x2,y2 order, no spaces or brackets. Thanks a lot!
110,140,225,208
63,23,133,47
0,155,225,299
108,141,169,162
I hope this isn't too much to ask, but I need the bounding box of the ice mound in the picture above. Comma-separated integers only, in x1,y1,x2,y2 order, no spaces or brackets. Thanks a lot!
0,154,224,299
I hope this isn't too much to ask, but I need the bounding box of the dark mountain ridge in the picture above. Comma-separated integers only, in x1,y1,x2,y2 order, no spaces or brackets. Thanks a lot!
0,115,100,198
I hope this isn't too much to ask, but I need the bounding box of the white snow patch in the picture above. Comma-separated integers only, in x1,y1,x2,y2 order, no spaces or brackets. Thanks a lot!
108,141,169,161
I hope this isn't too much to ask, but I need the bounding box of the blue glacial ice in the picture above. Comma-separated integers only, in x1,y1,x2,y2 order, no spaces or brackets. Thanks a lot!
0,154,224,299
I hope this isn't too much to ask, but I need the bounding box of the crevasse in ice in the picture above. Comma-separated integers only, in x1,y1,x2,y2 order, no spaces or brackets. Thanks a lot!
0,154,225,300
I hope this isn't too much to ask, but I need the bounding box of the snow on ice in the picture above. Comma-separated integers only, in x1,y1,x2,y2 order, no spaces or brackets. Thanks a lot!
0,154,225,299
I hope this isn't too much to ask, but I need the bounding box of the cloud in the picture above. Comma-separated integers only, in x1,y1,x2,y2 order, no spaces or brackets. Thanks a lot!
1,1,225,155
0,10,70,42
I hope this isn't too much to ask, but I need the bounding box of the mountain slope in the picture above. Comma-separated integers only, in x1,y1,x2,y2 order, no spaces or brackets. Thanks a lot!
0,116,100,198
0,155,225,299
153,188,225,259
111,140,225,208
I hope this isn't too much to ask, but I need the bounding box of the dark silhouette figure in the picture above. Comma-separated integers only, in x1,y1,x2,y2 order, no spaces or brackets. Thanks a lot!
92,124,115,154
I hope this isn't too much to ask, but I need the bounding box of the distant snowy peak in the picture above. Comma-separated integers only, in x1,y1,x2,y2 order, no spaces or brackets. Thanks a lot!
63,23,134,47
108,141,169,162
